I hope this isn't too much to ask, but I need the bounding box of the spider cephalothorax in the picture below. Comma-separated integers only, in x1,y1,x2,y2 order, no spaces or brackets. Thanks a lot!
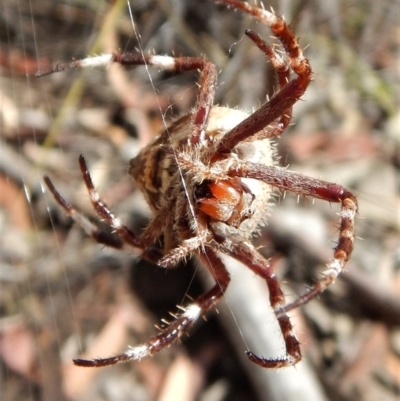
41,0,358,369
129,106,273,257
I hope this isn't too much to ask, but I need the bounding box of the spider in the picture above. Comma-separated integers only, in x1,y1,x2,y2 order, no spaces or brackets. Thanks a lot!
39,0,358,369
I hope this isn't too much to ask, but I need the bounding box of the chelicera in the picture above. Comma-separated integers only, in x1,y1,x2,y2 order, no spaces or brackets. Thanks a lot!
40,0,358,369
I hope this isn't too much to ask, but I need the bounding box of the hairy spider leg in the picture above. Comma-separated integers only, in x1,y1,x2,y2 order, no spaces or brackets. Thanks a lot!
215,0,311,154
74,247,230,367
37,53,217,147
44,156,161,263
43,175,124,250
222,242,301,367
228,162,358,312
244,29,292,129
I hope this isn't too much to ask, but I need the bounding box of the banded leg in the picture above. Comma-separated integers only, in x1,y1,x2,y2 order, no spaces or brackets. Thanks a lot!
244,29,292,135
44,155,162,263
43,175,125,251
74,247,230,367
77,155,142,248
228,161,358,311
215,0,311,154
36,53,217,147
224,242,301,367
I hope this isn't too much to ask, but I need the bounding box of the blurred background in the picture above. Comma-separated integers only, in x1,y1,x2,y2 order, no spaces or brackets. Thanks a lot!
0,0,399,400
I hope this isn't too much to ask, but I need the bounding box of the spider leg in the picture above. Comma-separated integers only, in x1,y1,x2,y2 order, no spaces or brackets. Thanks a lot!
37,53,217,146
74,247,230,367
222,241,301,367
158,234,209,268
44,155,162,263
131,191,208,269
43,175,124,250
228,161,358,310
113,54,219,146
76,154,143,249
244,29,292,134
215,0,311,154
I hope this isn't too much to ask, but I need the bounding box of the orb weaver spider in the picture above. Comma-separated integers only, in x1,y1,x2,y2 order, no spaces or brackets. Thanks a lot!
40,0,358,369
